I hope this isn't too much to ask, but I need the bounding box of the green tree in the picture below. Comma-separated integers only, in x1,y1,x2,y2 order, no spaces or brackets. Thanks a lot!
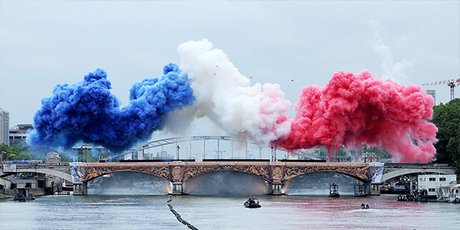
433,98,460,173
59,153,73,162
0,143,31,161
97,152,110,161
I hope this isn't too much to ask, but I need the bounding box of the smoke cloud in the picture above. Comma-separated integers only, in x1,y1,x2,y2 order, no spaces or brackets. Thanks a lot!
175,39,291,145
275,71,437,162
27,64,195,152
28,39,438,163
369,20,414,83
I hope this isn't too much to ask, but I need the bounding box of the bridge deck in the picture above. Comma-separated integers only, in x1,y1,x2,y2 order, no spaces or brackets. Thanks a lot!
81,161,370,167
77,161,372,183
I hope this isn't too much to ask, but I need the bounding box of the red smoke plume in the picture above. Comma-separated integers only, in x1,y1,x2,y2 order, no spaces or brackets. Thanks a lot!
276,71,437,163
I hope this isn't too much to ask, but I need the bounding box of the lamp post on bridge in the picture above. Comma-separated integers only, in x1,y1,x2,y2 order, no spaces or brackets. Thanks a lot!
271,146,277,162
189,139,192,159
203,138,206,161
245,141,248,159
217,138,220,159
176,145,180,160
215,150,225,159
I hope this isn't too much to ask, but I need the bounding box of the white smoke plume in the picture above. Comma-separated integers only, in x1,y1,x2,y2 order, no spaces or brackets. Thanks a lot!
173,39,291,146
369,20,414,83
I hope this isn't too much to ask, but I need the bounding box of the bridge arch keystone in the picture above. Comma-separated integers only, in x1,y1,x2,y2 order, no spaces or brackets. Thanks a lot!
171,166,185,182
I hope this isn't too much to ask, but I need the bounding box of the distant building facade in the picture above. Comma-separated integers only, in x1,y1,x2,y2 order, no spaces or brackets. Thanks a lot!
418,174,457,197
0,108,9,145
71,144,109,162
9,124,33,145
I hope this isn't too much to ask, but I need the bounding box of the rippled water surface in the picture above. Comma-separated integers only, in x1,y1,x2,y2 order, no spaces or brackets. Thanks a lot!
1,195,460,230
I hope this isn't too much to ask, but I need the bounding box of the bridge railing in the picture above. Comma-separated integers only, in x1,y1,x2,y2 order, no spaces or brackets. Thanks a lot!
109,135,325,162
384,163,454,169
1,162,70,172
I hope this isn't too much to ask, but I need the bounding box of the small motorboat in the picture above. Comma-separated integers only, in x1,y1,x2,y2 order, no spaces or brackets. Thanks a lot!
329,192,340,198
244,197,261,208
360,203,369,209
329,183,340,197
397,195,407,201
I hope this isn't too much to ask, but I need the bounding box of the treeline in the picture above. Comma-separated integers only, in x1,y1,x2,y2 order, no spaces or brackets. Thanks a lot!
0,143,31,161
433,98,460,173
0,143,108,162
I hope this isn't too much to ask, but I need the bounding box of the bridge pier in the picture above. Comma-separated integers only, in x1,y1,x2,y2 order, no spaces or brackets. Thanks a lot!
370,183,381,195
270,183,285,195
170,182,183,195
73,182,87,195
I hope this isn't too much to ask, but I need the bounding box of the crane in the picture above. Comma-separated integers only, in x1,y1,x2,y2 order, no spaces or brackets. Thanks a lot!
422,77,460,101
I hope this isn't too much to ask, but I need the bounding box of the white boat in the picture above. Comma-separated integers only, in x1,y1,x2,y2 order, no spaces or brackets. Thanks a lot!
437,184,460,203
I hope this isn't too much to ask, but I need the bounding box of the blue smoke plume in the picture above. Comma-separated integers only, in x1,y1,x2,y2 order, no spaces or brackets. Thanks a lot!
27,63,195,153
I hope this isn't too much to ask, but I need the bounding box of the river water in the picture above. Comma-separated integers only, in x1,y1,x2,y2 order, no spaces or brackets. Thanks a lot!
1,194,460,230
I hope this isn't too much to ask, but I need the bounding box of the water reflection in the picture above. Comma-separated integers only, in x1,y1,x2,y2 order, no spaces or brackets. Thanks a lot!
183,171,269,196
285,172,359,195
87,171,365,196
87,172,170,195
1,195,460,229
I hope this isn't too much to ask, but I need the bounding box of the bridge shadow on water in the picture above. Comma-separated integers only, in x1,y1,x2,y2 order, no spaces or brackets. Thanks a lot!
85,171,361,196
285,172,358,195
87,172,170,195
183,171,269,196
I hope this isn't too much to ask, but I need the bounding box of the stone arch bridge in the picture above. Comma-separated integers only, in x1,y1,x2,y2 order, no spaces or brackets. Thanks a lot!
381,163,456,182
3,161,455,195
0,164,72,182
72,161,372,195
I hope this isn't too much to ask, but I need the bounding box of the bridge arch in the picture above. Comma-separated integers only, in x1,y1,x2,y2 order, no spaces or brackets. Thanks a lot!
183,170,270,195
284,170,369,183
281,163,371,183
114,136,236,161
86,171,171,195
8,168,72,182
84,170,170,183
182,164,272,183
183,169,271,183
82,164,171,182
381,168,453,182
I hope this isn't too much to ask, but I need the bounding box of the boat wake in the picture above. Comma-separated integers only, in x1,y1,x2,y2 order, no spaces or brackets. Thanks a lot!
166,196,198,230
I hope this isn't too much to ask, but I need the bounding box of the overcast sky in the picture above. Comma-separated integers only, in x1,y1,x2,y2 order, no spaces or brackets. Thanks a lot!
1,0,459,135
